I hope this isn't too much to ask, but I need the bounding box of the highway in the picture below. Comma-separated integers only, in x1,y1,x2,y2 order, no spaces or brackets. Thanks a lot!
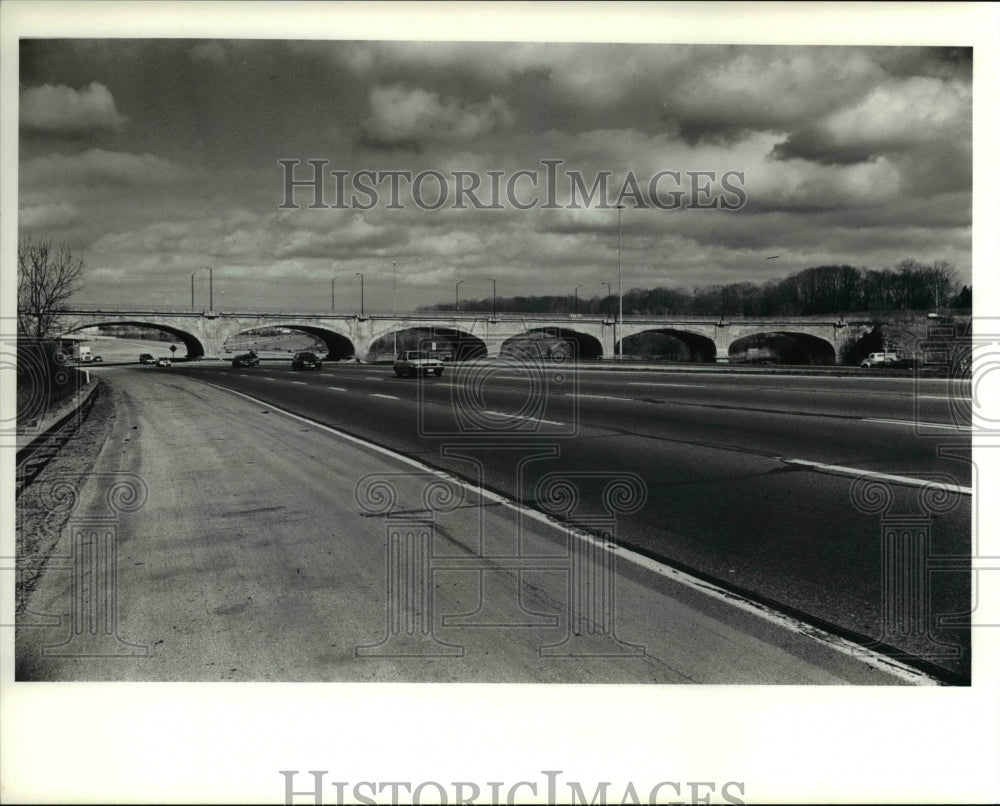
150,357,973,683
16,363,945,685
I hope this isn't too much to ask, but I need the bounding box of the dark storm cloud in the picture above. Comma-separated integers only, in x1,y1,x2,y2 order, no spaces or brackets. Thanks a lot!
874,46,973,80
770,133,879,165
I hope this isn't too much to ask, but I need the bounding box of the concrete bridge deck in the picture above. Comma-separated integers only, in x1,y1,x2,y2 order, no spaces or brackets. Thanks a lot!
59,306,885,364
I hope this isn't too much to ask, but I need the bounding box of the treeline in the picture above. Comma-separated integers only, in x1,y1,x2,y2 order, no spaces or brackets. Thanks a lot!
97,325,176,341
425,260,971,317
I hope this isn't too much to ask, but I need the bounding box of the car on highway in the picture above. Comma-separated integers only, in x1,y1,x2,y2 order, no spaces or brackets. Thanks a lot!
232,351,260,368
155,357,172,367
139,353,154,364
394,350,445,377
291,351,322,370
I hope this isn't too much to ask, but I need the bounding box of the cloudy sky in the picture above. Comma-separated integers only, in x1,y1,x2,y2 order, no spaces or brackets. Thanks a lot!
13,16,980,313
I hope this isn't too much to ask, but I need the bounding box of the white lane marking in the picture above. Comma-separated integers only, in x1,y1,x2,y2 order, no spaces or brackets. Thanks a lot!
327,386,347,392
483,410,565,426
576,393,632,402
372,393,400,400
864,417,971,431
625,382,973,401
781,458,972,495
291,381,308,385
617,551,937,685
263,377,279,381
627,381,709,388
201,380,940,685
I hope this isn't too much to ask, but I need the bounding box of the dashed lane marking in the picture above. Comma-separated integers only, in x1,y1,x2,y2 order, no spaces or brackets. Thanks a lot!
482,410,565,426
780,458,972,495
627,381,710,388
575,393,632,402
864,417,971,431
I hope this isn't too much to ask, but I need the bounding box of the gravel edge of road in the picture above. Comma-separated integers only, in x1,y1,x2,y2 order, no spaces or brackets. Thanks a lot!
15,380,117,615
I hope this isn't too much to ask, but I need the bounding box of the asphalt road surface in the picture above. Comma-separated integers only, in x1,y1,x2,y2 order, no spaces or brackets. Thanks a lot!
16,359,970,683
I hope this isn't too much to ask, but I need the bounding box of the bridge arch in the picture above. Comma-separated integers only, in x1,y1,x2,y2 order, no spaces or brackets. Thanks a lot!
260,324,356,360
63,320,206,359
366,325,488,362
620,328,717,362
501,327,604,360
728,330,836,365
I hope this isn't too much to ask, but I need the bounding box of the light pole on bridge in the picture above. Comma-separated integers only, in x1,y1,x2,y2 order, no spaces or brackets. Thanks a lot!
191,272,197,309
455,280,464,312
488,278,496,319
617,205,624,360
356,272,364,317
205,266,214,312
574,285,581,314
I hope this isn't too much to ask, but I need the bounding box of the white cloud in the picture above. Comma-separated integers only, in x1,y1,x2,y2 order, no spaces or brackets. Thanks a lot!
21,149,189,189
20,82,128,134
816,76,969,151
365,85,512,144
18,201,82,231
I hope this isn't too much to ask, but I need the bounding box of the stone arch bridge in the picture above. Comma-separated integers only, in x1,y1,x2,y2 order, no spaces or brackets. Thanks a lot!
61,308,875,364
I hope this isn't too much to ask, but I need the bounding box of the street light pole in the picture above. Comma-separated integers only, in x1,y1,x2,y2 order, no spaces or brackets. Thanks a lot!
617,204,623,360
574,285,581,314
455,279,464,311
331,276,337,312
207,266,214,312
392,261,397,355
356,272,364,317
488,278,496,319
191,271,197,309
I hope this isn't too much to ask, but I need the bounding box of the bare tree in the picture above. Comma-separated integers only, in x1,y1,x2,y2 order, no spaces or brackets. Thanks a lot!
17,237,86,339
929,260,957,309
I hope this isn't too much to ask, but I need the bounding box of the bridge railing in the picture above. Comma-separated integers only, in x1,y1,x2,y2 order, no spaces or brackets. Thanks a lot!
62,305,623,320
59,303,969,323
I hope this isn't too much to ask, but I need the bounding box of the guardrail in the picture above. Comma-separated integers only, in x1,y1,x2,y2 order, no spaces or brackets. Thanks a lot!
16,379,100,498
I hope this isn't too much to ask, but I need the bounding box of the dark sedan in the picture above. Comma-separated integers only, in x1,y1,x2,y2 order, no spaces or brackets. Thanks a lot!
232,352,260,368
291,351,323,370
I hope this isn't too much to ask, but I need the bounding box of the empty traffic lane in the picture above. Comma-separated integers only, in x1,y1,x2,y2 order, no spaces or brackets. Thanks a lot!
17,367,925,684
162,360,972,681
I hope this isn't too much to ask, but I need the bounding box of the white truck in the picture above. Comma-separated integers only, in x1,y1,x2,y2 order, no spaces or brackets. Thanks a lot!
860,351,899,368
75,345,93,362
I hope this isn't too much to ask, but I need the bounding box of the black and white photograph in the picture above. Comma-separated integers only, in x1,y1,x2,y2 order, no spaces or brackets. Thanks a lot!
3,2,999,804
